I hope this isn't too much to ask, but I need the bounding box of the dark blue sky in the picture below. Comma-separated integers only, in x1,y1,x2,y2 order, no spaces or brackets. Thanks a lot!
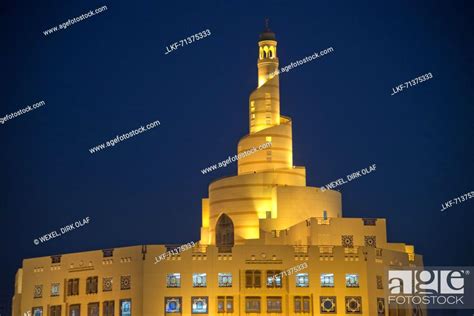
1,0,473,314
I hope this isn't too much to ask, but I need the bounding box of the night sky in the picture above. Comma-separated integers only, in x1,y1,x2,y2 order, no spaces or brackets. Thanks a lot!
1,0,473,315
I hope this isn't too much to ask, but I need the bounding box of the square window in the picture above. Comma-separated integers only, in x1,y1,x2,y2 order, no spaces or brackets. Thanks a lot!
120,299,131,316
266,136,272,142
266,270,282,288
32,307,43,316
267,297,282,313
265,93,271,99
265,99,271,105
120,276,131,290
51,283,60,296
245,297,261,313
165,297,182,314
191,297,208,314
321,273,334,287
346,274,359,288
34,285,43,298
218,273,232,287
167,273,181,288
266,119,271,124
193,273,207,287
296,273,309,287
267,151,272,156
103,277,113,291
251,113,256,119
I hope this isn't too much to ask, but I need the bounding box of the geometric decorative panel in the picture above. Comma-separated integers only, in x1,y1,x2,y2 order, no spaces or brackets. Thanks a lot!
103,277,113,292
376,275,383,289
341,235,354,248
345,296,362,314
120,275,131,290
165,297,182,313
364,235,376,247
191,296,208,314
33,285,43,298
50,283,60,296
320,296,336,314
377,298,385,316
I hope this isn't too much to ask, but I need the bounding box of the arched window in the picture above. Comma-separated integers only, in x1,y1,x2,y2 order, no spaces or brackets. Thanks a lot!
216,214,234,252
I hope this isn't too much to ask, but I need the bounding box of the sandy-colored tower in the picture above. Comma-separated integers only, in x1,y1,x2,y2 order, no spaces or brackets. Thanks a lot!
200,22,342,247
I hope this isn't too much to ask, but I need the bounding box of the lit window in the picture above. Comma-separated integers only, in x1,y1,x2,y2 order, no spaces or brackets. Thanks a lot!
251,114,256,119
321,273,334,287
120,299,131,316
346,274,359,288
265,93,271,99
165,297,182,313
245,297,261,313
266,114,271,119
167,273,181,288
193,273,207,287
266,136,272,142
32,307,43,316
266,270,282,288
266,119,271,124
51,283,60,296
217,296,233,313
191,297,208,314
265,99,271,105
267,151,272,156
267,297,282,313
296,273,309,287
218,273,232,287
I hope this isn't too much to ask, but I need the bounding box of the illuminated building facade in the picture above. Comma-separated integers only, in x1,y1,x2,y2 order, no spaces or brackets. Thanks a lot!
11,24,424,316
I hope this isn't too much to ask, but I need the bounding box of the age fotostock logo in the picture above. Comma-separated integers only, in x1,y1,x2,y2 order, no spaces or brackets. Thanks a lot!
388,268,474,309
